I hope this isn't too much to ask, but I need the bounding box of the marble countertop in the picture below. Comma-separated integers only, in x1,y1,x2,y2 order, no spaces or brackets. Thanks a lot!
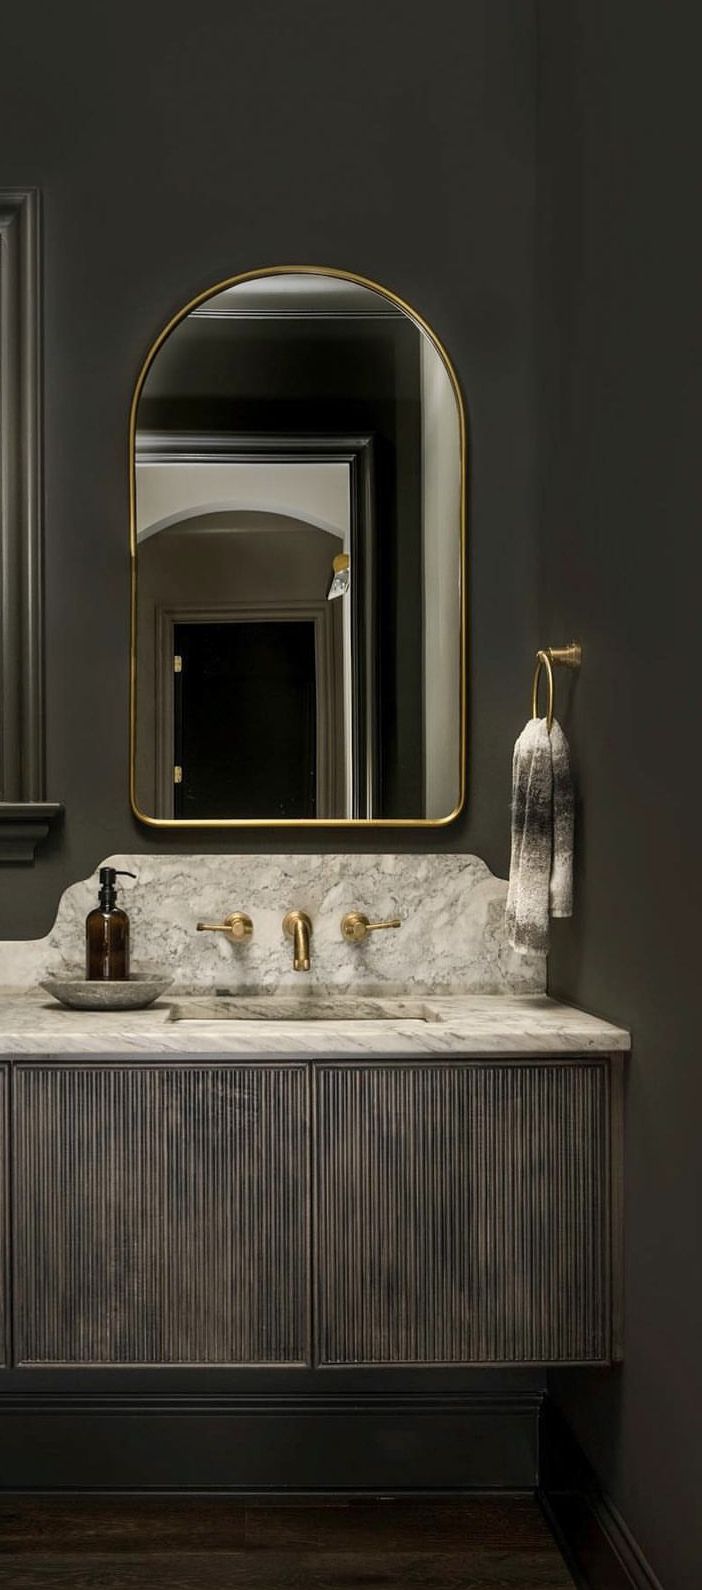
0,990,630,1058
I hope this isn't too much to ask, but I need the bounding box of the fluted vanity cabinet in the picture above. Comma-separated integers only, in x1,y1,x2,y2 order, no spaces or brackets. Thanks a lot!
316,1062,619,1365
9,1056,621,1370
0,1066,7,1368
12,1063,310,1366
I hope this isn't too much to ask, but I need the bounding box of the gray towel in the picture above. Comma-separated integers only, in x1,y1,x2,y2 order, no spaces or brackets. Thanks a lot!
505,716,573,955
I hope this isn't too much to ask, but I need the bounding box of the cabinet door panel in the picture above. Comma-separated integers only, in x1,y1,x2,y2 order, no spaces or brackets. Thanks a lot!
0,1066,6,1367
13,1064,309,1366
316,1063,610,1364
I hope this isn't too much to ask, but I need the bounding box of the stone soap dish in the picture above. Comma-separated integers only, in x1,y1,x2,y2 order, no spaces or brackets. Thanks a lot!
40,974,171,1011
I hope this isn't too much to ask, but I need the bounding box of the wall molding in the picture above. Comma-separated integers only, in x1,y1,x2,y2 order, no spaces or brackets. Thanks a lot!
0,190,61,859
0,1391,543,1415
0,802,61,862
0,1389,671,1577
539,1401,664,1590
0,1390,540,1492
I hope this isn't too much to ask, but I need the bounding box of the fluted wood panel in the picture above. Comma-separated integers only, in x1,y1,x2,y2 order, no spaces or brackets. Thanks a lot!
0,1067,6,1367
316,1062,610,1364
13,1064,309,1366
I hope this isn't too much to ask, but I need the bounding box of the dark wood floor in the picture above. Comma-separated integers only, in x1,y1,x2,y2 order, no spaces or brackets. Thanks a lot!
0,1497,576,1588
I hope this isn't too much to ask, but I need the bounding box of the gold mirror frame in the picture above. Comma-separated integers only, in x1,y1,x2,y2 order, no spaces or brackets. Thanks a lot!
129,264,467,828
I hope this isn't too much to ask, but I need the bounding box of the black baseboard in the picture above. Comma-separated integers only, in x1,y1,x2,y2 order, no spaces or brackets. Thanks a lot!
2,1385,664,1590
538,1401,664,1590
0,1392,539,1492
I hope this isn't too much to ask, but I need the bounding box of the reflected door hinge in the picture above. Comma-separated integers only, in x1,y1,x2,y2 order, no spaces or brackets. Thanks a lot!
173,765,183,784
173,654,182,673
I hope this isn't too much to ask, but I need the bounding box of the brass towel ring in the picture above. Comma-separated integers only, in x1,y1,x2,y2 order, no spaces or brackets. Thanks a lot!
531,643,582,732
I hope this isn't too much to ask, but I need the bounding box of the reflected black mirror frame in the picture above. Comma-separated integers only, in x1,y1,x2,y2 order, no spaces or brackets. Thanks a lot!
136,430,378,820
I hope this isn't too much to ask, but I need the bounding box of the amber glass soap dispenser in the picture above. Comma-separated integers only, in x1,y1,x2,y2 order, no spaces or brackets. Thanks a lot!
86,868,136,980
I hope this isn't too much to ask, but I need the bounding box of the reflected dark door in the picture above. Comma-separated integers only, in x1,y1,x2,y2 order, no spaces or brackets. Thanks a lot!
173,621,317,819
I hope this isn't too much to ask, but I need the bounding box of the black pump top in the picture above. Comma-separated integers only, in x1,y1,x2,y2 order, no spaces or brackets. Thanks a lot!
97,867,136,912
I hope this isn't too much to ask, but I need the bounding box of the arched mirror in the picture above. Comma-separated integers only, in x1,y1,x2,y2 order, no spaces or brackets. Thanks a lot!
130,267,465,827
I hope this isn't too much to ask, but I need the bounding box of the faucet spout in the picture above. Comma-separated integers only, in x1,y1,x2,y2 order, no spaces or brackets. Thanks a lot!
282,910,313,972
293,917,310,972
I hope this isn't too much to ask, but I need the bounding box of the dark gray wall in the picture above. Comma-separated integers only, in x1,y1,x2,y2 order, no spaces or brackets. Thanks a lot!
0,0,538,937
536,5,702,1587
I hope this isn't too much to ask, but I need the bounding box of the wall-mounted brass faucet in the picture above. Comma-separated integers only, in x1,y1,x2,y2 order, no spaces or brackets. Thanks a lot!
196,912,253,942
340,912,401,943
283,910,313,971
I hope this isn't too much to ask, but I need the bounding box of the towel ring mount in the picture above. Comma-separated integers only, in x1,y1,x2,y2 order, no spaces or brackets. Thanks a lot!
531,643,582,731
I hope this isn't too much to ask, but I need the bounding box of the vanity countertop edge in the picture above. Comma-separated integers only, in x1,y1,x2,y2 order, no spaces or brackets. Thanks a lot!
0,992,631,1058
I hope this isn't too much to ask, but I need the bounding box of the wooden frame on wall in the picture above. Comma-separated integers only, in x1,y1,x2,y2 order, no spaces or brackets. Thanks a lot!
0,189,60,861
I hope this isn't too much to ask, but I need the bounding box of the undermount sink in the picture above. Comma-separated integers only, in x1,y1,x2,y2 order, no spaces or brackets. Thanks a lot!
168,995,443,1023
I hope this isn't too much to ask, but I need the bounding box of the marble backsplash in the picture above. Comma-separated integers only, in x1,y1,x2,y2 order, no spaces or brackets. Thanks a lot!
0,853,545,995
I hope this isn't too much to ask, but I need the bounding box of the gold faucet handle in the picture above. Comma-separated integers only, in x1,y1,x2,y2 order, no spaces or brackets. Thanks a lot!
196,912,253,942
340,911,402,943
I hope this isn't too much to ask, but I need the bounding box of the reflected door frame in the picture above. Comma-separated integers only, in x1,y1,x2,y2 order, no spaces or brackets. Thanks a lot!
156,601,344,820
137,432,378,818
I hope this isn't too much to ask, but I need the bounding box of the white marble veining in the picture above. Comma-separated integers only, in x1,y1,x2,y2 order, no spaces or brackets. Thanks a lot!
0,852,629,1058
168,994,444,1022
0,852,545,996
0,990,630,1057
